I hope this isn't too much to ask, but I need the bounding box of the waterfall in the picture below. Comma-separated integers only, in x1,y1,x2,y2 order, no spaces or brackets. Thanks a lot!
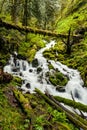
4,40,87,106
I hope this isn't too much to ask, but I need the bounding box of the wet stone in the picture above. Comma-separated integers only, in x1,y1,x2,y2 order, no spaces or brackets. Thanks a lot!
26,83,31,88
32,58,39,67
19,72,23,76
56,86,65,92
74,89,81,99
22,80,25,84
29,69,33,72
26,91,30,94
37,67,42,74
17,54,26,60
22,62,26,71
12,67,20,72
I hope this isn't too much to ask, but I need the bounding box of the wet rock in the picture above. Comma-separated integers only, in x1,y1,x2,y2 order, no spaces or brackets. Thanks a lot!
38,73,43,84
38,79,43,84
17,54,26,60
26,83,31,88
46,78,50,84
26,91,30,94
56,85,65,92
19,72,23,76
12,67,20,72
37,67,42,74
22,80,25,84
45,72,50,77
22,62,26,71
29,69,33,72
32,58,39,67
74,89,81,99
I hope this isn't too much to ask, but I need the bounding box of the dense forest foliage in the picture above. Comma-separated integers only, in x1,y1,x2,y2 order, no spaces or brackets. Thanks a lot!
0,0,87,130
0,0,61,29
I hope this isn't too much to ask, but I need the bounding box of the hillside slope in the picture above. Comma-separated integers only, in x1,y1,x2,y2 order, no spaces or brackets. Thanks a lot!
43,0,87,86
56,0,87,34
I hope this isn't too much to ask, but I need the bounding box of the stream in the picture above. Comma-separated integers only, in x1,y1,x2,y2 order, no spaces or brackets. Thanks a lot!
4,40,87,106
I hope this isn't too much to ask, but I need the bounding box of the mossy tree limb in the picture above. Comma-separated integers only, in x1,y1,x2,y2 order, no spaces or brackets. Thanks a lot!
35,88,87,130
0,19,80,39
54,96,87,113
13,88,35,127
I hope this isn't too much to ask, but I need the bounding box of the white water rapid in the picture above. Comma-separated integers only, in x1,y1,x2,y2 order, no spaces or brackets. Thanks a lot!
4,41,87,106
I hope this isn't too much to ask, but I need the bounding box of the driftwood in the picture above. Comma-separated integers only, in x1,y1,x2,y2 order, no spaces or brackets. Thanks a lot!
0,19,79,39
35,88,87,130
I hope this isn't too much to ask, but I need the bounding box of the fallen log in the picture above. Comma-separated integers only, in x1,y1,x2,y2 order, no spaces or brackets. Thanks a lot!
50,94,87,126
13,88,35,126
0,19,78,39
35,88,87,130
54,96,87,112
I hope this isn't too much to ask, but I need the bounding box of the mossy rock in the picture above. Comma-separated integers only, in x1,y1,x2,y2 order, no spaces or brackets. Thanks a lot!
49,71,68,86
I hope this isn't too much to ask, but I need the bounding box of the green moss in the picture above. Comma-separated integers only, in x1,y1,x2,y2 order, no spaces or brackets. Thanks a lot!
27,48,36,62
48,63,54,70
0,85,26,130
43,51,55,60
12,76,22,86
18,34,46,62
35,89,79,130
54,96,87,112
49,71,68,86
56,0,87,34
0,53,10,66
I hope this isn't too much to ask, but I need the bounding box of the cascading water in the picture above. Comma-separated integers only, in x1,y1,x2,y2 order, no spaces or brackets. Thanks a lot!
4,40,87,106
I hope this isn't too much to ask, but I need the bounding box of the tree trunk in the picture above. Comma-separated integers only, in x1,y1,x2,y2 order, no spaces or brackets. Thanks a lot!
0,0,6,13
10,0,18,24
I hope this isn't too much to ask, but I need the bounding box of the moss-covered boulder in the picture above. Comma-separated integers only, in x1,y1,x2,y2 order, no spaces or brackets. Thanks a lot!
49,71,68,86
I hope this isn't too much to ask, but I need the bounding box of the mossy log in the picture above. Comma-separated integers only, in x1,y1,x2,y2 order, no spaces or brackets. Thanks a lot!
35,88,87,130
13,89,34,120
0,19,79,39
57,122,72,130
50,94,87,126
54,96,87,112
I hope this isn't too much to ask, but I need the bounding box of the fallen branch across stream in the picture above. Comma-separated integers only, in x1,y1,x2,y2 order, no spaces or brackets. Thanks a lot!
35,88,87,130
0,19,81,39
